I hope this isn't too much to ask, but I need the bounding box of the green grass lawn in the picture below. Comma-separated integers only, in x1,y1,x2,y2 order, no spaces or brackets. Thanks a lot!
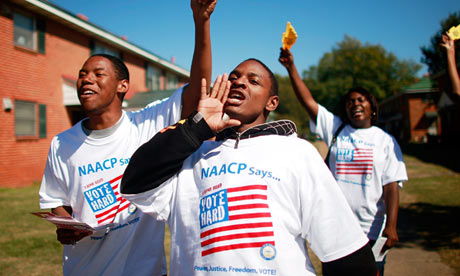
397,144,460,275
0,143,458,276
0,182,62,276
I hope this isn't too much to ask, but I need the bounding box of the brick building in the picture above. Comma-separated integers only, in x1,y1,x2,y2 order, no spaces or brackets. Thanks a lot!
379,77,440,144
430,70,460,145
0,0,190,187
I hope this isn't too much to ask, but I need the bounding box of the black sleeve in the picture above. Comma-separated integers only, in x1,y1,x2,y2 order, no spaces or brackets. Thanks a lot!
120,111,215,194
322,242,377,276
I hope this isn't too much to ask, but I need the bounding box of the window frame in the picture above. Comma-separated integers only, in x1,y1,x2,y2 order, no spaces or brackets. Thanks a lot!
146,64,162,91
14,100,47,139
166,73,179,90
13,10,46,54
13,11,37,51
90,41,122,59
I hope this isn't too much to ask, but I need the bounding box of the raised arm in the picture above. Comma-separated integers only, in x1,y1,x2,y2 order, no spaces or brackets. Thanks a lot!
441,34,460,97
181,0,217,118
279,48,319,122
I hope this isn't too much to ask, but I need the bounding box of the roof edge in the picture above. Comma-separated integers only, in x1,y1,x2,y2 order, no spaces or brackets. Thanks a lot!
21,0,189,78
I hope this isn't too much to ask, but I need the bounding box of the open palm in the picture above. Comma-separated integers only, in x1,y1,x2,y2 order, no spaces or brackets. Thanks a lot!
197,74,240,133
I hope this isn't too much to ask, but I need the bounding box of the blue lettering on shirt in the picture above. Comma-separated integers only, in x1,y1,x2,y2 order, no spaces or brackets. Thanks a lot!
201,162,247,179
84,182,117,212
200,190,228,229
78,158,118,176
201,162,280,181
336,148,354,162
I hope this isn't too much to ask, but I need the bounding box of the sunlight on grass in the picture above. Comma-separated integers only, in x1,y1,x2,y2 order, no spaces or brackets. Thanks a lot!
0,183,62,276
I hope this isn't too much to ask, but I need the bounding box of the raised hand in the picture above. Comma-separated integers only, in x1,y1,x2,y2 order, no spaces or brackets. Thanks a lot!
441,33,455,53
198,74,241,133
191,0,217,22
279,48,294,69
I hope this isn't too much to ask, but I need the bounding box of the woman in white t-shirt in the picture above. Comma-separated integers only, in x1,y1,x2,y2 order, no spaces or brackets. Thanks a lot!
279,48,408,276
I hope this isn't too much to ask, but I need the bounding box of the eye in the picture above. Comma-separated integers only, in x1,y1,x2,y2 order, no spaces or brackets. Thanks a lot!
228,75,237,81
249,79,259,85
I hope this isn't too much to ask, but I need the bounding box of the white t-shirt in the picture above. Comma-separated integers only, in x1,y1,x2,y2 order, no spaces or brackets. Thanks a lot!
123,134,368,276
310,105,408,240
39,87,183,276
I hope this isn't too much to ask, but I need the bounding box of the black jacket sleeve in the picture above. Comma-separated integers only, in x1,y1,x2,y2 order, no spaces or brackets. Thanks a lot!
322,242,378,276
120,112,215,194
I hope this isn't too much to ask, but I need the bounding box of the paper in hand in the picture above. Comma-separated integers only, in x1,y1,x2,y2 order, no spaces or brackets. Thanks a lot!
282,21,298,50
31,212,113,232
371,236,389,262
447,24,460,40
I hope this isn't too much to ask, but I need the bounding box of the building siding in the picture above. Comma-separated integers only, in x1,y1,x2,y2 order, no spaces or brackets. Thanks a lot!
0,1,188,187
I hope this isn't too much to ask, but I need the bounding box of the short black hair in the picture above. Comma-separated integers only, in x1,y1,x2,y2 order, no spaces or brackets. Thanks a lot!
90,54,129,81
243,58,278,96
338,87,379,125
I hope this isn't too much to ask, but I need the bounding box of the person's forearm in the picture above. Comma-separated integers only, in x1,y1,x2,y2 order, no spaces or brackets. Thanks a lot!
121,112,214,194
286,63,319,122
384,182,399,232
446,48,460,96
182,17,212,118
52,206,72,216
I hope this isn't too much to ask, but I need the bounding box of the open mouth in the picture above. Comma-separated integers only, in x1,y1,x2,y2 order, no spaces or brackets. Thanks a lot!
79,89,97,99
351,107,364,116
226,90,245,105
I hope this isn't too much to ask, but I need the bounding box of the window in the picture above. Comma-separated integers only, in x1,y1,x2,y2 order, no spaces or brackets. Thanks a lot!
15,100,36,136
166,73,179,90
146,64,162,90
14,12,34,49
14,100,47,138
90,42,120,58
13,12,46,53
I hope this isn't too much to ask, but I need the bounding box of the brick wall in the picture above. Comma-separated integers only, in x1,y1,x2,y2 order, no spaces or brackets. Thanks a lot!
0,4,176,187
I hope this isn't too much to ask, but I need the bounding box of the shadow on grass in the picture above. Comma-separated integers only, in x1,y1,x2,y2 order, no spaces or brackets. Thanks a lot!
397,203,460,251
402,143,460,173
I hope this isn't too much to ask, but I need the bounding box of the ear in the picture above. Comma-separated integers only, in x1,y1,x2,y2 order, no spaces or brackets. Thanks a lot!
265,95,279,112
117,79,129,94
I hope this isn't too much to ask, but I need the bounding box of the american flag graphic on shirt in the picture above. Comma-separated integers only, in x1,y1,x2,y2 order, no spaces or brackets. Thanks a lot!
84,175,130,225
199,184,275,257
336,148,374,175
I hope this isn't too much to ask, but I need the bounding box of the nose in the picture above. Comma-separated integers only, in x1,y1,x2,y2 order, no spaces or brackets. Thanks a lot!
79,73,94,85
230,76,246,89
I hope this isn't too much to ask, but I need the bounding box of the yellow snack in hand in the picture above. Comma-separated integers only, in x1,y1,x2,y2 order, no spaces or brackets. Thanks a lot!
282,21,298,50
447,24,460,40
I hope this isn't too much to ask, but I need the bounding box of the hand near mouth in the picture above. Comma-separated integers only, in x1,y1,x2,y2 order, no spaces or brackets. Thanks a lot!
198,74,241,133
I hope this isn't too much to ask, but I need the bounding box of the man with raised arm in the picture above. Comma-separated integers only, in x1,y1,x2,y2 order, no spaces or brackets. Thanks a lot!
38,1,216,275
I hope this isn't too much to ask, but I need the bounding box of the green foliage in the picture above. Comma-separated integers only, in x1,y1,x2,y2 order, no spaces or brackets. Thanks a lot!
274,73,310,137
421,11,460,75
275,35,421,136
303,35,421,111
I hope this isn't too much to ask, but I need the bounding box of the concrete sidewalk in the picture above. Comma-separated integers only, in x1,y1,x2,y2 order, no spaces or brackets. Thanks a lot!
385,242,455,276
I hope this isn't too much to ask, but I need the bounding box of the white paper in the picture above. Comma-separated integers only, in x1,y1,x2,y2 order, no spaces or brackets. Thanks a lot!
31,212,113,232
371,236,388,261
